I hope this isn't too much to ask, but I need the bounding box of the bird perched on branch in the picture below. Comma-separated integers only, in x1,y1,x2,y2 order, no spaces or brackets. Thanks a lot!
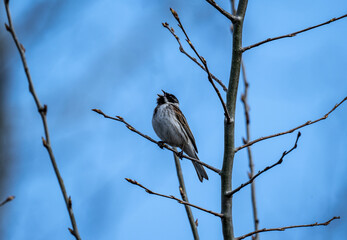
152,90,208,182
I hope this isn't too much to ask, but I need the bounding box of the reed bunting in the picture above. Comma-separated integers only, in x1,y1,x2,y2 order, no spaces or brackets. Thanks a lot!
152,90,208,182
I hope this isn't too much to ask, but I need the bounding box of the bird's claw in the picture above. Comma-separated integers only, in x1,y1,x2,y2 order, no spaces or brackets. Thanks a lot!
177,150,184,159
157,141,165,149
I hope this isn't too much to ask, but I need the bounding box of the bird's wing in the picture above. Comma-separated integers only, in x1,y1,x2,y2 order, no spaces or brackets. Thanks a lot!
172,104,198,153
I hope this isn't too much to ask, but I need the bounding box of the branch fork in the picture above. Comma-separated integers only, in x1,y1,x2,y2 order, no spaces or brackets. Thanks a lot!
168,8,231,123
162,22,227,92
228,131,301,197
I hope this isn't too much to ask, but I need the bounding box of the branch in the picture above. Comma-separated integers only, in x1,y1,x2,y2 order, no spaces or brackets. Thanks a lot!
228,132,301,197
221,0,249,238
240,62,260,238
0,195,15,207
92,109,221,174
235,97,347,152
169,8,231,123
125,178,223,218
228,0,261,236
236,216,340,240
172,149,199,239
205,0,239,23
162,22,227,92
4,1,81,239
230,0,236,17
243,13,347,52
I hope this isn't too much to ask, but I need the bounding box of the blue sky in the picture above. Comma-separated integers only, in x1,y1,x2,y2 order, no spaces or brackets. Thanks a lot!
1,0,346,239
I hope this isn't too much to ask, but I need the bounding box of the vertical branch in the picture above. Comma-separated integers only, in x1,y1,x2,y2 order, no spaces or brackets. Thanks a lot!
4,1,81,239
240,63,260,239
221,1,249,240
172,148,200,240
231,1,260,237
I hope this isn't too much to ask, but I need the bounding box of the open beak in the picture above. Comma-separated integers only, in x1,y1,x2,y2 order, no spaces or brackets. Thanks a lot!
161,89,166,95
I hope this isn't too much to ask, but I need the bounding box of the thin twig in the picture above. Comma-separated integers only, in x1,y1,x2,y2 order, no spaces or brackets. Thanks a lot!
230,0,236,16
0,195,15,207
205,0,239,23
243,13,347,52
240,62,260,238
228,132,301,197
92,109,221,174
236,216,340,240
125,178,223,217
172,149,199,239
235,97,347,152
162,22,227,92
4,2,81,239
169,8,231,123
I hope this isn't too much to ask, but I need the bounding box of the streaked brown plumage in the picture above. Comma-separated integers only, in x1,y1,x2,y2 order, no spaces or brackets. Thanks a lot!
152,90,208,182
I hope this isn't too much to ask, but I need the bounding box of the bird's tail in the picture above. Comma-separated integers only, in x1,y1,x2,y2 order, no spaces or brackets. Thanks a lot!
192,157,209,182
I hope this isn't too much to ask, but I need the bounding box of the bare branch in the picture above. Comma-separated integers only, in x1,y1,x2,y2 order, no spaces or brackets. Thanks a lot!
235,97,347,152
236,216,340,240
4,2,81,239
243,13,347,52
92,109,221,174
169,8,231,123
230,0,236,16
162,22,227,92
205,0,239,23
228,132,301,197
172,149,200,239
125,178,223,218
230,1,260,237
0,195,15,207
240,62,260,238
221,0,249,238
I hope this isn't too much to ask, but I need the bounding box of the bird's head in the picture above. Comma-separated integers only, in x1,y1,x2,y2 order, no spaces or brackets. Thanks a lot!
157,90,179,105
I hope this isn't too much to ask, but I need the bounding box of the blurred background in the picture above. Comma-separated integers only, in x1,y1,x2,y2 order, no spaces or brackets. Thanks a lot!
0,0,346,239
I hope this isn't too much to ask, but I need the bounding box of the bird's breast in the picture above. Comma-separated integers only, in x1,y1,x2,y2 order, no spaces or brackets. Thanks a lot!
152,104,185,147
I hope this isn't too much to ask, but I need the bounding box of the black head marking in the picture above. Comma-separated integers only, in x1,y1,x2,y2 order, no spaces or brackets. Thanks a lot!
156,90,179,105
163,91,179,104
156,94,166,105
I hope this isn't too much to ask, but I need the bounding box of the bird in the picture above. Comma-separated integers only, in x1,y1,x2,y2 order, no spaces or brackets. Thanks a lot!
152,90,209,182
